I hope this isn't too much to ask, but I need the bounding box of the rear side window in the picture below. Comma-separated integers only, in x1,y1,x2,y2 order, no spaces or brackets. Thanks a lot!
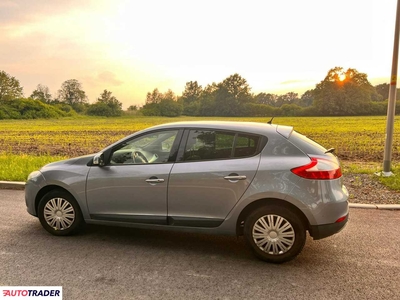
183,130,262,161
288,131,327,155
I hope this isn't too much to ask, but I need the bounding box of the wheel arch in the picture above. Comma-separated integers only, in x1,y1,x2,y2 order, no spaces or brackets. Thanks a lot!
236,198,310,236
35,185,75,216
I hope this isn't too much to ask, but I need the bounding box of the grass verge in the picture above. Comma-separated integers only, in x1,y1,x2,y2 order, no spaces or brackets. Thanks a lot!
343,161,400,191
0,154,66,182
2,153,400,194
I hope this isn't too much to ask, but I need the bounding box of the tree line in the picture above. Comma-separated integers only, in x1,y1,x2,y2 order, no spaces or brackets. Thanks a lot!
142,67,399,117
0,67,399,119
0,72,124,119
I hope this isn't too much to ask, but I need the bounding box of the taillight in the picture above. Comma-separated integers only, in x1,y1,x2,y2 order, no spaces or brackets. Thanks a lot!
291,157,342,180
335,215,347,223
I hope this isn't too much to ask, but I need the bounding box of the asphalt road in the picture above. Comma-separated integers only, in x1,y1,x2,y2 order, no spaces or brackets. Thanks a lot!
0,190,399,300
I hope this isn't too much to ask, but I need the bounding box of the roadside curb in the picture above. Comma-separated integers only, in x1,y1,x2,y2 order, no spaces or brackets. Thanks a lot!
348,203,400,210
1,181,400,209
0,181,25,190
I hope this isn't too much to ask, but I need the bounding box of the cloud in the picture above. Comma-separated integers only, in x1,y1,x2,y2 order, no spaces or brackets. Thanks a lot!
97,71,123,86
0,0,102,26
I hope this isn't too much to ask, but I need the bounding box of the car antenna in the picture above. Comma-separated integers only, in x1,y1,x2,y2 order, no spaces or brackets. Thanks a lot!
267,117,275,124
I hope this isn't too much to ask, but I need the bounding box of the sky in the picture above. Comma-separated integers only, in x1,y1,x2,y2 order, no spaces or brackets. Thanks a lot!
1,0,398,108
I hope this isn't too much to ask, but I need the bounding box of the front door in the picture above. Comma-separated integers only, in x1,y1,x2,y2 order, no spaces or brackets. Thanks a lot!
86,129,180,225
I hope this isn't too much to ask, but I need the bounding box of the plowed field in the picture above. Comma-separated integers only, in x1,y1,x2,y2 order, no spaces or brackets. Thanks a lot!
1,115,399,161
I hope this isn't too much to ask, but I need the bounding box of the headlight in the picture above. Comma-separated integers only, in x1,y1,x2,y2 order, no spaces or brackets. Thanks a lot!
27,171,42,181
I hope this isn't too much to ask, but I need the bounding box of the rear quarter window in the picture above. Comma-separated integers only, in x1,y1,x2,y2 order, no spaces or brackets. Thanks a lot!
234,133,260,158
288,131,327,155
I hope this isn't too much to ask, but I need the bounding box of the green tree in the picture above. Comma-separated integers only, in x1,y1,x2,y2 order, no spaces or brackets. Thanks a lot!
214,74,252,116
142,89,182,117
87,90,123,117
276,92,299,107
30,84,52,103
57,79,87,107
181,81,203,104
146,88,163,104
181,81,203,116
0,70,23,100
198,83,218,116
220,73,251,100
375,83,389,101
127,105,138,111
313,67,377,115
255,93,278,106
299,90,314,107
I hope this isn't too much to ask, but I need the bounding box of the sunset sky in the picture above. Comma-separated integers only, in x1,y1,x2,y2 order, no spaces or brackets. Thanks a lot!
1,0,398,108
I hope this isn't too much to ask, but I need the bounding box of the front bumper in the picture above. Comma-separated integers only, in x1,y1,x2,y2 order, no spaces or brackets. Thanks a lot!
309,213,348,240
25,171,46,217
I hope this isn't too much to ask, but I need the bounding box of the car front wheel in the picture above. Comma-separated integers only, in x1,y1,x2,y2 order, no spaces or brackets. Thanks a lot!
244,205,306,263
38,190,83,236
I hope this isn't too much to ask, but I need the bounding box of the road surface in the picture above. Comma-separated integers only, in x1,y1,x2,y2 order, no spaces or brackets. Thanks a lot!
0,190,399,299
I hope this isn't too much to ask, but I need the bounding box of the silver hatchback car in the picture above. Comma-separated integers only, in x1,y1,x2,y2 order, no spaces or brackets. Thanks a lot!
26,121,348,263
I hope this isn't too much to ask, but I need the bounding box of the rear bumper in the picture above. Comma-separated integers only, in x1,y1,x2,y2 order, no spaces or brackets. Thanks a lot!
309,213,348,240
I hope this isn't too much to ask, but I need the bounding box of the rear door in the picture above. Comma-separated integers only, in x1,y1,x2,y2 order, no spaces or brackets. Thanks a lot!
167,129,263,227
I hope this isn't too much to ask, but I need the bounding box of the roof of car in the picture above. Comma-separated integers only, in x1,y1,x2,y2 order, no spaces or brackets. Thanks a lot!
148,121,293,137
151,121,272,132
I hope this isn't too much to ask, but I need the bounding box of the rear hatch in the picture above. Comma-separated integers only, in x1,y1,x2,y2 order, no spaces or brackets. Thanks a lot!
287,131,342,181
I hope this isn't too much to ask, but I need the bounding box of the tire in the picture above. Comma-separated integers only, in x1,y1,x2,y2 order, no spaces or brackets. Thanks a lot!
38,189,84,236
244,205,306,263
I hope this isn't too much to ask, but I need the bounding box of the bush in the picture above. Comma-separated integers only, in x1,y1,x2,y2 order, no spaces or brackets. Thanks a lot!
53,103,76,114
183,102,200,116
87,103,113,116
87,102,122,117
369,101,387,115
241,103,279,117
159,99,182,117
0,98,70,119
141,103,161,116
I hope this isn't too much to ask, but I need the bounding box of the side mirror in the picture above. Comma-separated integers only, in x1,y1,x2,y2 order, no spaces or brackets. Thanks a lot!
93,153,105,167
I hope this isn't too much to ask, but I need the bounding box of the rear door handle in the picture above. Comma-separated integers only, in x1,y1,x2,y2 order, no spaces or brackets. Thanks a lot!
224,175,247,181
146,178,165,183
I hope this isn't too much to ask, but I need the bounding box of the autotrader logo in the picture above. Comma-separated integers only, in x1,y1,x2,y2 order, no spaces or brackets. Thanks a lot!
0,287,62,299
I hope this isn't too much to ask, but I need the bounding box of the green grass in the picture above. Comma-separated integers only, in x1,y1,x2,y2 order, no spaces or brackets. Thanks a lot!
0,154,66,181
342,161,382,174
376,164,400,190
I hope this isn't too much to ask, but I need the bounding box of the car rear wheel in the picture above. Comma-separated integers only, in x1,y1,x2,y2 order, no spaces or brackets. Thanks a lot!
38,190,83,236
244,205,306,263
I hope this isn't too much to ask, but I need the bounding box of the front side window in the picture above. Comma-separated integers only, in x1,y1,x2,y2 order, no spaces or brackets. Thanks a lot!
183,130,261,161
110,130,178,165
